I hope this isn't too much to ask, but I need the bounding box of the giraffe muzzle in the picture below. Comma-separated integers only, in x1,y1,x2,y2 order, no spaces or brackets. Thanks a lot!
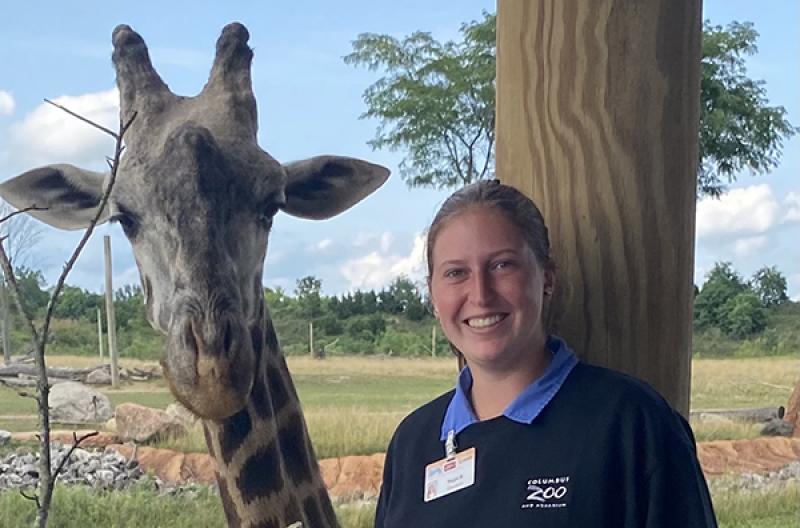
162,314,256,420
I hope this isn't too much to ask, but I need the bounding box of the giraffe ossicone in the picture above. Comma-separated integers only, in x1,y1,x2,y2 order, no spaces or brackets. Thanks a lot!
0,23,389,528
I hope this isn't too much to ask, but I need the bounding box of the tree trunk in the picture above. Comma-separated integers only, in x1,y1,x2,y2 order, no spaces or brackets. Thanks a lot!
496,0,702,415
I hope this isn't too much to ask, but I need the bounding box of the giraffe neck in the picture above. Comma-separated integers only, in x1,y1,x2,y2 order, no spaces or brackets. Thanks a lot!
203,314,338,528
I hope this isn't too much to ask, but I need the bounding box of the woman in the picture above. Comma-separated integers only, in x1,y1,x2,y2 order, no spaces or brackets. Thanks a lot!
375,180,717,527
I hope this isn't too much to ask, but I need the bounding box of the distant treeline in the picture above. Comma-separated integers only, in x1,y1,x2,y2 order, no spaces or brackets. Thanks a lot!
4,263,798,359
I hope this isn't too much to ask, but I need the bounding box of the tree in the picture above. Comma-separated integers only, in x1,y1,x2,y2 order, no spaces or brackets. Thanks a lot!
345,12,496,188
347,15,795,194
295,276,323,320
720,292,767,339
694,262,748,330
750,266,788,307
699,21,797,196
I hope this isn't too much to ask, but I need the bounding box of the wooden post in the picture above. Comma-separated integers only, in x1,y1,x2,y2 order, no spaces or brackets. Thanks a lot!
104,236,120,388
96,308,104,361
308,321,314,357
431,326,436,357
0,279,10,364
496,0,701,415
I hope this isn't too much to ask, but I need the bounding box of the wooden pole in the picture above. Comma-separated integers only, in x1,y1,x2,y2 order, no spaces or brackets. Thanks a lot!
96,307,104,361
308,321,314,357
104,236,119,388
496,0,701,415
431,325,436,357
0,279,10,364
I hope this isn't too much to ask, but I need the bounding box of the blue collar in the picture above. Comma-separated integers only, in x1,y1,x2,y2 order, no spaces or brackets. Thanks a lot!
440,335,578,442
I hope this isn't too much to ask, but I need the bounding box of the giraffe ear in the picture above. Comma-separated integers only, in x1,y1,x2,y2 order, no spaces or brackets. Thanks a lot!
281,156,389,220
0,164,112,230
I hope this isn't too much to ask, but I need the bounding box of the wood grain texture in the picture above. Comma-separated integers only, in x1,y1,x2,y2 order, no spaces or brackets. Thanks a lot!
496,0,702,414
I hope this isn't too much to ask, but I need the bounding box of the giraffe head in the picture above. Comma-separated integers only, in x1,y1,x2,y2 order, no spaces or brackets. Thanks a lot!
0,24,389,420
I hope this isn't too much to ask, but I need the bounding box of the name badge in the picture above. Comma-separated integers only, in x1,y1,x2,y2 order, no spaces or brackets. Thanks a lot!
423,447,476,502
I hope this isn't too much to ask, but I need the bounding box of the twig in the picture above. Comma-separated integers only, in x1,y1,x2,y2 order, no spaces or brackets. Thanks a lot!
757,381,792,392
44,99,119,140
19,490,41,509
51,431,100,482
0,206,48,226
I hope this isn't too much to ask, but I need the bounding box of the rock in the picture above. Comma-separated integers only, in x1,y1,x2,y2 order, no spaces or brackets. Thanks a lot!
107,444,216,484
115,403,187,443
785,380,800,437
319,454,386,501
49,382,113,423
85,367,112,385
761,418,795,437
105,418,117,432
165,403,198,427
0,430,11,446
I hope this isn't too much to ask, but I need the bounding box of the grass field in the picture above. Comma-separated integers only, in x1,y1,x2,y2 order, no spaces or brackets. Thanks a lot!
0,480,796,528
0,354,798,527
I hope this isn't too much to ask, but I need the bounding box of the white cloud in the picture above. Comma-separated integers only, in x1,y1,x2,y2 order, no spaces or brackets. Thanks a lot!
310,238,332,252
10,88,118,168
733,235,768,257
0,90,15,115
340,233,426,290
696,185,779,239
784,192,800,223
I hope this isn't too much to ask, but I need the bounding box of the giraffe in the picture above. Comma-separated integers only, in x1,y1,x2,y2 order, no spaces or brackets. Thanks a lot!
0,23,389,528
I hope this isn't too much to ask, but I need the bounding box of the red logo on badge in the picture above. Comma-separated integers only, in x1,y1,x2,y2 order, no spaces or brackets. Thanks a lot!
443,460,457,472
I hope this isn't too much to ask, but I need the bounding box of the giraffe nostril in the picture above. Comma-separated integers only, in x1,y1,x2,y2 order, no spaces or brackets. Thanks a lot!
223,319,235,352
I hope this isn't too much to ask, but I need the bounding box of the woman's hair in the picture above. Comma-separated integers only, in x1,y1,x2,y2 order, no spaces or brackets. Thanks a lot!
426,179,554,280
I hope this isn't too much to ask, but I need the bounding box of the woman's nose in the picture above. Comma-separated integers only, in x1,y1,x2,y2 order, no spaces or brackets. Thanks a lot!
469,271,494,306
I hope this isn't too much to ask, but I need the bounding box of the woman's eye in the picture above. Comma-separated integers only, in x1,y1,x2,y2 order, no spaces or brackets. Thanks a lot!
493,260,514,271
444,268,465,279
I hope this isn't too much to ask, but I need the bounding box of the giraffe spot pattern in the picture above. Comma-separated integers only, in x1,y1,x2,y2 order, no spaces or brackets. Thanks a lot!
250,373,274,419
220,407,253,465
218,475,242,527
284,497,303,526
279,413,313,485
302,495,326,528
238,440,284,503
267,363,290,412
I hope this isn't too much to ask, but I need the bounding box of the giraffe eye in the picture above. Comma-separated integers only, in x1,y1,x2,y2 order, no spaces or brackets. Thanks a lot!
110,209,139,237
258,199,284,228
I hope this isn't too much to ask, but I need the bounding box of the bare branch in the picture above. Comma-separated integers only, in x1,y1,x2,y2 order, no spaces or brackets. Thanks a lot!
51,431,100,481
44,99,119,140
0,110,136,528
40,111,136,344
0,206,48,226
20,490,41,509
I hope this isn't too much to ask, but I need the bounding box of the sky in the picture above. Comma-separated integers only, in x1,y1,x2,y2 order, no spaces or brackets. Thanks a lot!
0,0,797,300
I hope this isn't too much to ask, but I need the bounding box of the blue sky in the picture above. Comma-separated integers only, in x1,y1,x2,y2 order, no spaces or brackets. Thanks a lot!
0,1,797,299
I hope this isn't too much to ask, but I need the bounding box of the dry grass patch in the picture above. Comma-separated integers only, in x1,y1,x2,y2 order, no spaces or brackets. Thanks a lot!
691,356,799,411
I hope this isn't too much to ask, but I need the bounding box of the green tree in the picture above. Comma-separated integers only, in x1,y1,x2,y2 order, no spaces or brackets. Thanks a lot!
345,12,496,188
295,276,323,320
52,285,101,321
750,266,788,307
14,267,49,316
720,292,767,339
694,262,749,330
699,21,797,196
347,15,795,195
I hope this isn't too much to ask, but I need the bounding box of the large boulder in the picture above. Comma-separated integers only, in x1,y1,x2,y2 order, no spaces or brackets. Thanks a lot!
164,403,198,428
85,367,112,385
49,382,113,423
115,403,187,443
0,430,10,446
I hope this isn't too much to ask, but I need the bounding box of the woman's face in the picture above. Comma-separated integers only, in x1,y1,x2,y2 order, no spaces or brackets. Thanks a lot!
429,206,553,374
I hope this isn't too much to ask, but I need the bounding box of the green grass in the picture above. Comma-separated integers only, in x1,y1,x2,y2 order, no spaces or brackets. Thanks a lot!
0,482,795,527
0,485,375,528
714,484,800,528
